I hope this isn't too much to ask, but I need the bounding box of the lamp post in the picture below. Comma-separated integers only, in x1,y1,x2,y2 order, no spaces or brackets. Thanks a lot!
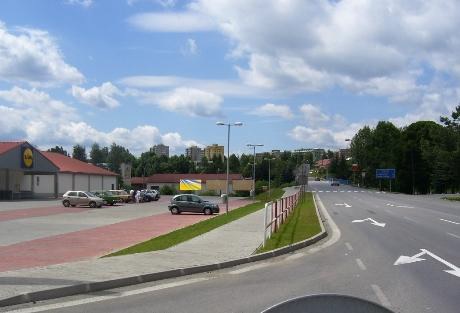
345,139,354,185
216,122,243,214
264,157,276,198
247,144,264,199
293,149,311,196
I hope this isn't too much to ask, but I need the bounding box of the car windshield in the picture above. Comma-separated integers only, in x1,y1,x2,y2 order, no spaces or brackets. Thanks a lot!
86,192,96,197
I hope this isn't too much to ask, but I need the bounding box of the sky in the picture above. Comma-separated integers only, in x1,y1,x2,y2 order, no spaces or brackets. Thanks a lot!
0,0,459,156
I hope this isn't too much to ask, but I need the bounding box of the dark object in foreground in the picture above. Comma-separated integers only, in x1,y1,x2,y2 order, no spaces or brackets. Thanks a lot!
261,294,395,313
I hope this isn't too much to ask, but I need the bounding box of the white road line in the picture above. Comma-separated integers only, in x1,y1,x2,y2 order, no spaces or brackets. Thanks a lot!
404,216,418,223
447,232,460,239
354,191,359,193
284,252,306,261
347,191,352,193
340,191,345,193
371,284,392,308
3,278,210,313
356,258,367,271
326,191,331,193
318,191,323,193
333,191,338,192
345,242,353,251
440,218,460,225
229,262,270,275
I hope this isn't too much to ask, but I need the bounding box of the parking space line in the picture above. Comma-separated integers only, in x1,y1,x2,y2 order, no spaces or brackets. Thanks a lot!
440,218,460,225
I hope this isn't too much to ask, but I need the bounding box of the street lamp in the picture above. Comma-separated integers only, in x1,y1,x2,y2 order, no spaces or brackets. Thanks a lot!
264,157,276,198
247,143,264,199
216,121,243,214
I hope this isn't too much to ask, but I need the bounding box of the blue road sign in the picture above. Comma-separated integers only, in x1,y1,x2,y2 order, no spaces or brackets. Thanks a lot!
376,169,396,179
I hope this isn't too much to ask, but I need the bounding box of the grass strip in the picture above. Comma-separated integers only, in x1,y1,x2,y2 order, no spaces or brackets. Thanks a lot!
442,196,460,201
106,188,285,257
257,192,321,253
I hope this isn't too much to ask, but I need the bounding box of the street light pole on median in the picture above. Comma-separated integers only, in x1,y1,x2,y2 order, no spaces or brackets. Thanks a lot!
247,143,264,200
216,121,243,214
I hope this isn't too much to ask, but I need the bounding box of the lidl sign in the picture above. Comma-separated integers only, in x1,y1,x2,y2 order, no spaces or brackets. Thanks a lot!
21,146,34,169
179,179,202,191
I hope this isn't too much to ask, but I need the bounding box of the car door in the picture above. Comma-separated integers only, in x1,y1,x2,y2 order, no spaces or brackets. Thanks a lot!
78,192,89,206
188,195,202,213
67,191,78,205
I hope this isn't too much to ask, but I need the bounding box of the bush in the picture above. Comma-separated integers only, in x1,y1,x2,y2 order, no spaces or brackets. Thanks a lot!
160,185,177,195
200,190,218,196
231,190,250,197
255,180,269,195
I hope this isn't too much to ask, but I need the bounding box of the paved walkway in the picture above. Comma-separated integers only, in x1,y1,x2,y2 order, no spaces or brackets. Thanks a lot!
0,188,300,303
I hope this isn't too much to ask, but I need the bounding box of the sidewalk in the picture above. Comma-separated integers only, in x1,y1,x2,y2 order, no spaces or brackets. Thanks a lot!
0,188,301,305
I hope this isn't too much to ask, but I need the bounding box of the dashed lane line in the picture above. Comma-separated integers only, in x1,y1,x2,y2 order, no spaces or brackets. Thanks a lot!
345,242,353,251
356,258,367,271
440,218,460,225
447,232,460,239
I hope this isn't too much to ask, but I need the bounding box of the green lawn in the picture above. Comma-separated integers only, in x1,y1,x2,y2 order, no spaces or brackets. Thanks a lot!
442,196,460,201
106,188,285,257
257,192,322,253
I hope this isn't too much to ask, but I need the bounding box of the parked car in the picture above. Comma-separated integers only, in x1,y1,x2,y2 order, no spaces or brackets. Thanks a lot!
168,194,219,215
331,179,340,186
144,189,160,201
109,190,131,203
93,190,120,206
62,191,104,208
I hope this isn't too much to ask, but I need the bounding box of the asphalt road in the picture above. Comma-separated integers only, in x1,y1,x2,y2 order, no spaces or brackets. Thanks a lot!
4,182,459,313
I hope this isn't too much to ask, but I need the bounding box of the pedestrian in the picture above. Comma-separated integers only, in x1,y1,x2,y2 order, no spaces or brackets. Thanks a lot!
135,190,140,203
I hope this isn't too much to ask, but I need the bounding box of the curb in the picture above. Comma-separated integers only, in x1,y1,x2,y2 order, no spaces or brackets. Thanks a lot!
0,192,328,308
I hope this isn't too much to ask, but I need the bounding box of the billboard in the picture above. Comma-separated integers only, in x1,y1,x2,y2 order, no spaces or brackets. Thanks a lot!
21,146,34,169
179,179,202,191
376,169,396,179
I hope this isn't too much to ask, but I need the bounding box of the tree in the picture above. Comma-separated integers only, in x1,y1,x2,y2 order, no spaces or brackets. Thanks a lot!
72,144,87,162
440,105,460,132
48,146,68,156
89,143,108,164
107,143,135,174
228,154,240,173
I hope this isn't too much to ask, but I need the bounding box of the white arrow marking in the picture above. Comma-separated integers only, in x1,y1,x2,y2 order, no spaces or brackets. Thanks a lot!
335,203,352,208
352,218,386,227
440,218,460,225
394,249,460,278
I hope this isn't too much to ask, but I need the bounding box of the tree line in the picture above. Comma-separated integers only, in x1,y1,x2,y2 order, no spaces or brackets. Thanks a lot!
349,106,460,194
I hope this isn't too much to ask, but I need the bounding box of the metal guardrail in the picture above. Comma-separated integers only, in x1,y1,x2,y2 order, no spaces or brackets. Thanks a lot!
263,187,305,247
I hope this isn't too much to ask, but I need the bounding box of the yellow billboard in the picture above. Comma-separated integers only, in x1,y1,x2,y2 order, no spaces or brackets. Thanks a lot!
179,179,202,191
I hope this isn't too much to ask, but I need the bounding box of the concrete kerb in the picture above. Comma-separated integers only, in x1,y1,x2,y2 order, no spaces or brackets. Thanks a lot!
0,192,329,308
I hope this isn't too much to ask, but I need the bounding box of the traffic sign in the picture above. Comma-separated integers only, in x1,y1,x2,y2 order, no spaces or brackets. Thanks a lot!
376,169,395,179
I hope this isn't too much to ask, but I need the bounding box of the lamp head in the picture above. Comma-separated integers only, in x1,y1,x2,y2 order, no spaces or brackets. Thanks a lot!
216,122,225,126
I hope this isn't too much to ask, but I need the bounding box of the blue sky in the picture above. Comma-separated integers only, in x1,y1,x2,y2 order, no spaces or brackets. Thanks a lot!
0,0,459,156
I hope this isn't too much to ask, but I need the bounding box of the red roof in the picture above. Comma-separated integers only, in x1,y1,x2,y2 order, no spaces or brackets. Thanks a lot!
42,151,117,176
131,173,244,184
0,141,25,155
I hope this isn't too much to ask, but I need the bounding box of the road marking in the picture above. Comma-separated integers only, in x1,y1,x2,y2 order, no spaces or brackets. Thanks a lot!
284,252,306,261
229,262,270,274
3,277,210,313
347,191,352,192
326,191,330,193
361,191,365,192
447,232,460,239
335,203,352,208
340,191,345,192
404,216,417,223
354,191,359,193
371,284,391,308
333,190,338,192
352,218,386,227
394,249,460,278
396,205,414,208
318,190,323,193
356,258,367,270
345,242,353,251
440,218,460,225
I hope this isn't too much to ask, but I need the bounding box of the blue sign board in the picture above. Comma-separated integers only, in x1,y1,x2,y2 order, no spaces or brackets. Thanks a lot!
376,169,396,179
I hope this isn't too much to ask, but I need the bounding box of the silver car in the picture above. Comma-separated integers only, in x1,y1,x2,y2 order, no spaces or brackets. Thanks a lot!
62,191,104,208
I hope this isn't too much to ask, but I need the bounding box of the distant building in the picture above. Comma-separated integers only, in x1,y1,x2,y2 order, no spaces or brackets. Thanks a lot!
152,144,169,158
310,148,325,162
339,148,351,160
204,144,224,161
271,150,281,158
186,146,204,162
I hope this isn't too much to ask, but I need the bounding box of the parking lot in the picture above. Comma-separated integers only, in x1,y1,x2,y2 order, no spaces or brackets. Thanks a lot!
0,196,253,272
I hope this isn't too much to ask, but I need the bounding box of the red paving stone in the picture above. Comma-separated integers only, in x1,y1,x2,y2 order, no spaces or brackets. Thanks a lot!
0,199,253,272
0,206,90,222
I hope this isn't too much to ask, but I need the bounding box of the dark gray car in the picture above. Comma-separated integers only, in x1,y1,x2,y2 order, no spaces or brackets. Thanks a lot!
168,194,219,215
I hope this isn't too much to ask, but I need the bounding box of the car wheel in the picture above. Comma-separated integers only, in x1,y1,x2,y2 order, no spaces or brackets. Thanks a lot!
170,207,180,215
70,204,76,207
109,202,114,206
63,200,70,207
204,208,212,215
89,201,97,208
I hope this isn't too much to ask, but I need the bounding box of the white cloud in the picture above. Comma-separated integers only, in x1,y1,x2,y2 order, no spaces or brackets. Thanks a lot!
0,87,201,155
65,0,93,7
71,82,121,109
251,103,293,119
183,38,198,55
143,87,223,117
127,11,215,32
191,0,460,101
0,21,84,86
299,104,330,126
